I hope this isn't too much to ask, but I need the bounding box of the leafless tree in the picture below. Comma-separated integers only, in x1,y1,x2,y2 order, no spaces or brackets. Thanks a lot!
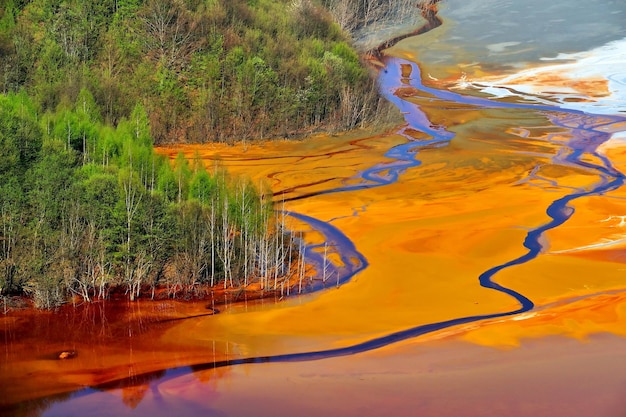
139,0,206,72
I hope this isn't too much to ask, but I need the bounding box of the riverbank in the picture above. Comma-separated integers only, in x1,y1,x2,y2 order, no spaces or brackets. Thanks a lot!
4,92,626,416
4,1,626,416
0,252,318,314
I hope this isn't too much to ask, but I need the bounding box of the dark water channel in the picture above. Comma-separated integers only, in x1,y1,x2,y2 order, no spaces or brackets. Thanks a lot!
3,1,626,416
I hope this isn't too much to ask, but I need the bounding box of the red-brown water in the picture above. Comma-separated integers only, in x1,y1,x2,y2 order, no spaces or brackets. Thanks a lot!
3,1,626,416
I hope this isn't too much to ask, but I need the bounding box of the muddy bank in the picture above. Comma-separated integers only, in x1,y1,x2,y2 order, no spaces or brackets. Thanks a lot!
4,1,626,415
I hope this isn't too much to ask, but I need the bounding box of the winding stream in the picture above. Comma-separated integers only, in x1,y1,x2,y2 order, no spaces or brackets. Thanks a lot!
3,1,626,416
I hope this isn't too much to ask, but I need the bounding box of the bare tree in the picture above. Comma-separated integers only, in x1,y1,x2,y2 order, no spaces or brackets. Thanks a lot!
139,0,206,72
121,164,144,300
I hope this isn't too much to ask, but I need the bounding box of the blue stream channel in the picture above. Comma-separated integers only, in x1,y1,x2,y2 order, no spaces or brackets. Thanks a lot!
184,57,624,364
64,57,626,399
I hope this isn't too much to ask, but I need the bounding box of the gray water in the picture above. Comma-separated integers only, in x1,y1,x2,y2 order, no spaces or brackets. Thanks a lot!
399,0,626,70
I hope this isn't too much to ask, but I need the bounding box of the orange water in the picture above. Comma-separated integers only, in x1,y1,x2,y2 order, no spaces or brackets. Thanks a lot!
3,104,626,417
4,1,626,414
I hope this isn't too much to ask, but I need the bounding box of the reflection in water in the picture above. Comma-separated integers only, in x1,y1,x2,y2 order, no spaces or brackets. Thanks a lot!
26,51,626,417
3,1,626,416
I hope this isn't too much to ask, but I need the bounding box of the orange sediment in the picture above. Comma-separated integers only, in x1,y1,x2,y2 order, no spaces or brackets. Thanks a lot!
155,120,626,349
3,116,626,409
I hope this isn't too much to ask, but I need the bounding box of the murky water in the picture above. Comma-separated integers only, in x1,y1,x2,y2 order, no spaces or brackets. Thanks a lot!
3,1,626,416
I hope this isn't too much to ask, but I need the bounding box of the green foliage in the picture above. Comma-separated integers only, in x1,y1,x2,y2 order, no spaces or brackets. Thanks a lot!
189,165,216,204
0,0,383,306
0,1,17,32
0,93,43,177
0,95,294,307
26,139,77,230
1,0,381,143
76,88,102,123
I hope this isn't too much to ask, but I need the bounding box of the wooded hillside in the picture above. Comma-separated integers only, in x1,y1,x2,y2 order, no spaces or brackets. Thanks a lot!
0,0,390,144
0,0,402,309
0,91,306,308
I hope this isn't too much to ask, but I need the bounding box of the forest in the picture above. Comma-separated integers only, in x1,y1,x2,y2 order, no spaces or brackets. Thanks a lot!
0,0,407,308
0,91,306,308
0,0,392,144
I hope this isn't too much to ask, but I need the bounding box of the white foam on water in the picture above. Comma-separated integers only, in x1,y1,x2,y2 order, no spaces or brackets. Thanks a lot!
486,41,522,54
598,130,626,152
609,130,626,143
460,37,626,116
549,235,626,254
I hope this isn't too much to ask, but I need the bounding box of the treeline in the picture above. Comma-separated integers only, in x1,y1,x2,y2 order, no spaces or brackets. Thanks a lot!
322,0,434,51
0,0,404,309
0,92,301,309
0,0,391,144
323,0,419,33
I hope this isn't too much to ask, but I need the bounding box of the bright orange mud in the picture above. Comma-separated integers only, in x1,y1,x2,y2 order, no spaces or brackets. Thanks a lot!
0,103,626,406
154,121,626,348
3,104,626,415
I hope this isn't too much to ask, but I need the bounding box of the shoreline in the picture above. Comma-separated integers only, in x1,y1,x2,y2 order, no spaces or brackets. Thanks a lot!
4,2,626,415
0,262,318,314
